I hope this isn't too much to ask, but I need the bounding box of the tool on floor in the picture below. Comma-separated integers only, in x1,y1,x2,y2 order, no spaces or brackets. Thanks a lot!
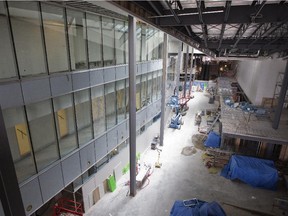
155,148,162,168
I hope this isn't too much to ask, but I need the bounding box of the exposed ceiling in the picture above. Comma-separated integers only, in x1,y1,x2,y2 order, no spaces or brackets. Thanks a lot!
131,0,288,58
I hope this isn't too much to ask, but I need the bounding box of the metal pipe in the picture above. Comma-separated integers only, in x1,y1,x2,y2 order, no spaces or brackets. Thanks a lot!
160,33,168,147
0,106,26,216
273,61,288,129
128,15,137,197
183,45,189,98
175,42,183,97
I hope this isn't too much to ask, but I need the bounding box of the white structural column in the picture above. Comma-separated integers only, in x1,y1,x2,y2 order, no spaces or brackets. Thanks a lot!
189,47,194,93
128,15,137,197
183,45,189,98
160,33,168,146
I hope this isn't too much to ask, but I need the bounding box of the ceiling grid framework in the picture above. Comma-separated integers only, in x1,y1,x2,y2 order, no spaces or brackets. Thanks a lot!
129,0,288,58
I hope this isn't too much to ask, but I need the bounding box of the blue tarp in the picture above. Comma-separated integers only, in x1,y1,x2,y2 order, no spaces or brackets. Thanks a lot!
170,199,226,216
204,132,221,148
221,155,278,190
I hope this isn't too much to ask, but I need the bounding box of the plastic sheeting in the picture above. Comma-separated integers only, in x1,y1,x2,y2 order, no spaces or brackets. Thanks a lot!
170,199,226,216
221,155,278,190
204,132,221,148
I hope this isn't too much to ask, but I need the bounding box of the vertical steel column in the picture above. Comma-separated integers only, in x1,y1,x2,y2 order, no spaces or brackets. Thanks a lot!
189,48,194,94
0,106,25,216
128,15,137,197
175,42,183,96
183,45,189,98
273,61,288,129
160,34,168,146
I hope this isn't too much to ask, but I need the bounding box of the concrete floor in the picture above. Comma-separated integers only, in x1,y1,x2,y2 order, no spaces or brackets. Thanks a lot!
85,92,287,216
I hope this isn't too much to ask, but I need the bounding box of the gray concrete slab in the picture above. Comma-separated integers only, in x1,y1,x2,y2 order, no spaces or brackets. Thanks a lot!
85,92,287,216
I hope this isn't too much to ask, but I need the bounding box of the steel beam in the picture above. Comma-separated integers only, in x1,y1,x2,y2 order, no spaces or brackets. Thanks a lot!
128,15,137,197
147,0,162,16
0,106,26,216
160,33,168,147
158,4,288,26
273,61,288,129
165,0,181,24
218,1,231,50
196,0,208,47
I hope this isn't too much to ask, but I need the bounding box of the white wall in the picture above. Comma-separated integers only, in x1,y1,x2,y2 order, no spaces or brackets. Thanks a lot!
236,59,286,105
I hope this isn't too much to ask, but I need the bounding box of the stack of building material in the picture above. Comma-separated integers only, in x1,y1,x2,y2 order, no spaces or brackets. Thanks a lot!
206,149,233,168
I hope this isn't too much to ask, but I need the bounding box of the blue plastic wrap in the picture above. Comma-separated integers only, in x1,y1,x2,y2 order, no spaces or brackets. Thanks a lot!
204,132,221,148
170,198,226,216
221,155,278,190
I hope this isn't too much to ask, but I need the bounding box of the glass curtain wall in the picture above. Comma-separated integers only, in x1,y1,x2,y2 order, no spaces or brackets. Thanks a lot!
124,22,128,64
115,20,125,65
74,89,93,146
9,1,47,76
105,83,116,129
116,80,126,123
125,79,129,117
87,13,102,68
53,94,77,157
141,24,147,62
102,17,115,66
26,100,59,171
42,4,69,73
146,27,153,61
157,70,162,100
141,74,147,108
147,72,153,105
152,71,158,102
67,9,88,70
136,76,141,111
3,107,36,183
136,23,141,62
0,2,17,79
91,85,106,138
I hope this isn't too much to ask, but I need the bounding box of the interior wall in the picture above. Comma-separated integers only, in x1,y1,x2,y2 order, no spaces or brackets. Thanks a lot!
236,59,286,105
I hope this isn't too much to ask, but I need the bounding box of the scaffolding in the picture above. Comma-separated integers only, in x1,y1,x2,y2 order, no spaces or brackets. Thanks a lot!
53,198,83,216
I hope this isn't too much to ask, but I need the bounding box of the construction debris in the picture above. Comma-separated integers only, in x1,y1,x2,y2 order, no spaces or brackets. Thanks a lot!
192,134,207,150
181,146,197,156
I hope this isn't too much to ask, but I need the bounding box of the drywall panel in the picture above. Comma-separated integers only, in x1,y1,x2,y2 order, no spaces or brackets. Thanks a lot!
80,142,96,172
95,135,107,162
50,74,73,97
22,77,51,104
0,82,23,109
103,67,116,83
20,177,43,216
72,72,90,91
107,128,118,153
236,59,286,105
115,65,126,80
61,151,81,186
90,69,104,86
39,163,64,203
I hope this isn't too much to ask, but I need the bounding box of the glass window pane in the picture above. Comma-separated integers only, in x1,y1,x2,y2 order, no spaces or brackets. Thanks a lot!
26,100,59,170
136,23,141,62
141,24,147,62
152,71,158,102
116,80,126,122
136,76,141,111
87,14,102,68
0,2,17,79
115,20,125,65
125,79,129,117
153,29,159,60
157,70,162,99
42,4,69,73
147,27,154,61
124,22,128,64
67,9,87,70
158,31,164,59
147,72,153,104
3,107,36,183
53,94,77,157
102,17,115,66
105,83,116,129
141,74,147,108
74,89,93,146
91,85,106,137
9,2,46,76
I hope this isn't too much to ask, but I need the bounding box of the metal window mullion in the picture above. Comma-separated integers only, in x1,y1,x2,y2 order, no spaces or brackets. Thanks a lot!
100,16,104,68
113,18,116,65
64,7,72,71
84,12,90,69
5,1,20,80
